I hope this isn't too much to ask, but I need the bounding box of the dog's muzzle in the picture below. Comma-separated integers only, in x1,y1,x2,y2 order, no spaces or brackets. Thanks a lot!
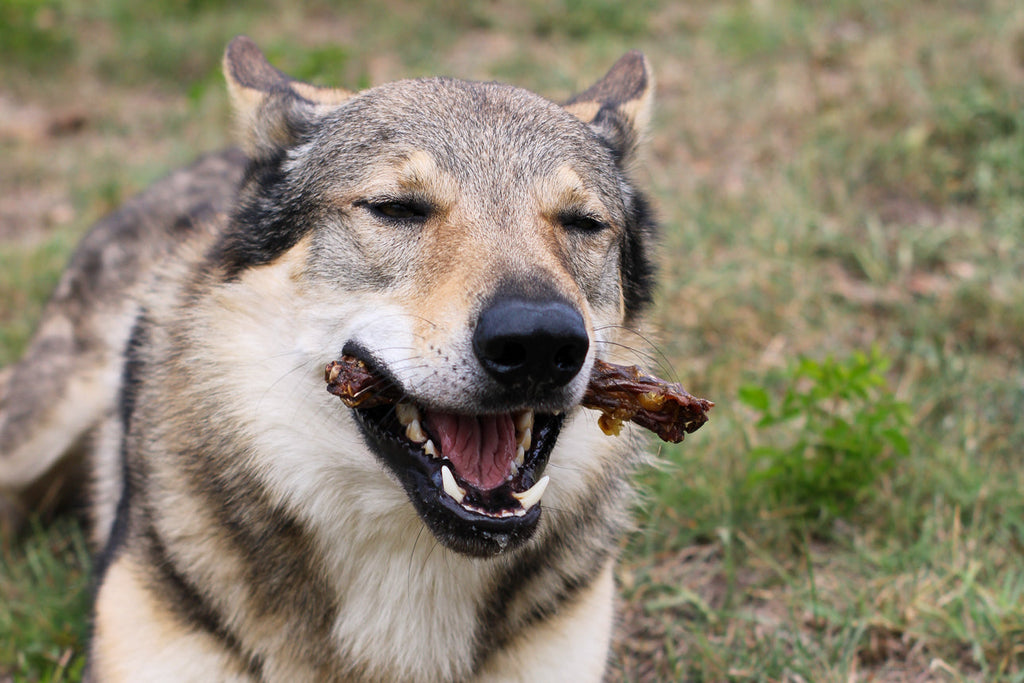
340,295,589,556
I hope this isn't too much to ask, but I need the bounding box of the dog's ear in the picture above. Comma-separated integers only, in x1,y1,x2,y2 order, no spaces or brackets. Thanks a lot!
564,51,653,165
223,36,354,160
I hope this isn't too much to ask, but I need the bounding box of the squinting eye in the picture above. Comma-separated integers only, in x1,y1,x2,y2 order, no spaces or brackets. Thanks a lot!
559,211,608,233
375,202,418,219
362,200,431,222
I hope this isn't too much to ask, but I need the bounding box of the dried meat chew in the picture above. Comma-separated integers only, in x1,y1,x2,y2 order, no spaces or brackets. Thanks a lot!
325,355,712,443
325,356,403,408
581,358,712,443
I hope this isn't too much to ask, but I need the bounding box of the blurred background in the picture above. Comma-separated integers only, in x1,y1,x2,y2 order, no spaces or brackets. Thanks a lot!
2,1,1023,680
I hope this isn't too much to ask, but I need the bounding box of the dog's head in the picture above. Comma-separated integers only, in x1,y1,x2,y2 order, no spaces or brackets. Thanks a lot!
214,37,657,556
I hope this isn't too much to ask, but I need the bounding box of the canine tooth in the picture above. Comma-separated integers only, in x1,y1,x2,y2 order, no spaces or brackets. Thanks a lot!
423,439,438,458
441,465,466,504
516,427,532,452
396,402,420,427
405,418,427,443
515,445,525,467
515,409,534,432
512,475,549,510
509,459,519,477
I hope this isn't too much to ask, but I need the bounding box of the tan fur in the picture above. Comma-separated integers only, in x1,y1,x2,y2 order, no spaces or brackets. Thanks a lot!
92,555,254,682
476,562,618,683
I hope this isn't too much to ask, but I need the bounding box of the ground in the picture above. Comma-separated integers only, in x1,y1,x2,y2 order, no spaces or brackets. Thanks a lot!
2,1,1023,681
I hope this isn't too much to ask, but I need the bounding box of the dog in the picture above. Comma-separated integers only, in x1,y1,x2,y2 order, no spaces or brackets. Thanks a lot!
0,36,659,681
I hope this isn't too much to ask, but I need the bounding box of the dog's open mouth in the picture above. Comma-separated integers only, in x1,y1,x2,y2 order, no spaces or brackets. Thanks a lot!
329,350,564,556
357,401,562,517
326,348,713,556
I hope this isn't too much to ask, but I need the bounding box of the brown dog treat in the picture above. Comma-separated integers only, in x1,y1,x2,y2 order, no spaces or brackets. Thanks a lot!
581,359,712,443
325,356,712,443
324,357,402,408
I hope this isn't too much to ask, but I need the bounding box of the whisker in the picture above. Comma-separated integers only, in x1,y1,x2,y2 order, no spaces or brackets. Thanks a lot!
592,339,662,368
593,324,679,382
408,525,429,582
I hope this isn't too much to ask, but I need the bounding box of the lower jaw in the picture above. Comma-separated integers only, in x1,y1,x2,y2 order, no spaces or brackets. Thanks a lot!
409,468,543,556
354,411,562,557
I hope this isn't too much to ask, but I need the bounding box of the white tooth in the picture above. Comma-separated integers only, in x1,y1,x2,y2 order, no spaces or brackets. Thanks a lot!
512,475,549,510
517,427,532,452
405,419,427,443
441,465,466,504
396,402,420,427
515,409,534,432
515,444,525,467
423,439,438,458
509,459,519,477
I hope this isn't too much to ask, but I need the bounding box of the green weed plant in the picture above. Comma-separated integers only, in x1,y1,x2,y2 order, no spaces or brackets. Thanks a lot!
739,350,910,531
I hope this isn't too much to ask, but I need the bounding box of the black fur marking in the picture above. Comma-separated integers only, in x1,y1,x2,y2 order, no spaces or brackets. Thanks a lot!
212,152,313,279
591,106,637,165
175,446,340,672
620,191,658,324
141,518,265,679
469,507,618,671
91,314,148,587
85,315,148,677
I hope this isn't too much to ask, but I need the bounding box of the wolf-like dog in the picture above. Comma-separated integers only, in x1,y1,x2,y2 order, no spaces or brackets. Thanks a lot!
0,37,662,681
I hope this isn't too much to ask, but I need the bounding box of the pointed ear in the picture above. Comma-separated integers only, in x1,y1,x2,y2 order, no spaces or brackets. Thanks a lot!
223,36,354,160
564,51,654,164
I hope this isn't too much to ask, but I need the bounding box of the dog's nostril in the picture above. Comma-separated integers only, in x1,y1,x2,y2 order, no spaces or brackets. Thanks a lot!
554,342,586,373
485,339,527,370
473,297,589,391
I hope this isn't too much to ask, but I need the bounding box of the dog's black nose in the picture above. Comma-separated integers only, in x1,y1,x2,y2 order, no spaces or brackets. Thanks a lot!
473,297,589,391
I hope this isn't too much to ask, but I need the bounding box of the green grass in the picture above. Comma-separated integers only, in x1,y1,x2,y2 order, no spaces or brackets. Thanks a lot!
0,235,74,366
2,1,1023,681
0,518,91,681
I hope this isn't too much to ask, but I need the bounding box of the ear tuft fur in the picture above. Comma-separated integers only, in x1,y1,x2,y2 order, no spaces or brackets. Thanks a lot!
564,51,654,164
223,36,354,160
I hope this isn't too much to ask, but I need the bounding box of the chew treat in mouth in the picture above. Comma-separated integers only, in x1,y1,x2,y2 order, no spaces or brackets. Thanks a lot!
325,356,402,408
580,359,713,443
325,355,712,444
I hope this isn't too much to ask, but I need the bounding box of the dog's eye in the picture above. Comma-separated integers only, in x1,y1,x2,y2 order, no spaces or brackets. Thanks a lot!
559,211,609,233
362,200,431,222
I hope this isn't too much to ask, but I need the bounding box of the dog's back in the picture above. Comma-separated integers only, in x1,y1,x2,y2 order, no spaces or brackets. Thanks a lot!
0,149,247,539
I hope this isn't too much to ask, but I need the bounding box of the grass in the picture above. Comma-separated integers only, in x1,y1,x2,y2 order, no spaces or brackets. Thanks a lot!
2,0,1023,681
0,518,91,681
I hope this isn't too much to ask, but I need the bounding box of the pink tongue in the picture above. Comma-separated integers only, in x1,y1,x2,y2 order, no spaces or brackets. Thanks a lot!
423,411,517,491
